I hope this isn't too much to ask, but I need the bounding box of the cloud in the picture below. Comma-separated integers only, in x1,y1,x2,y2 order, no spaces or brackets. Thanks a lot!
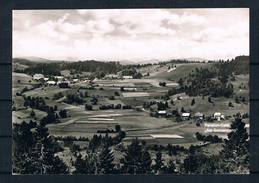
35,21,59,37
24,20,30,28
86,19,115,34
61,22,85,34
193,21,249,42
168,11,206,25
59,35,69,41
13,9,249,61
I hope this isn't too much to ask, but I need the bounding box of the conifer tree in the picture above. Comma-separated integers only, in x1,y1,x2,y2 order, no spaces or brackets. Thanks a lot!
152,150,165,174
73,154,87,174
34,121,68,174
139,147,152,174
96,145,115,174
221,117,249,159
121,138,143,174
183,154,198,174
220,117,249,173
165,159,176,174
242,97,245,103
235,96,239,103
30,110,35,118
191,98,195,106
208,97,212,103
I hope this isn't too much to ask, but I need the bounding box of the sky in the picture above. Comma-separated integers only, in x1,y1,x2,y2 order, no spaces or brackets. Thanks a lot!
13,9,249,62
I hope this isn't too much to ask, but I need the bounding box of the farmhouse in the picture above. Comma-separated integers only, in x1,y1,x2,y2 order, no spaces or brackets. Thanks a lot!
158,110,167,116
46,81,56,85
214,112,222,121
93,78,100,81
57,81,70,85
33,74,44,80
194,112,204,119
105,74,120,79
54,76,63,80
182,113,191,120
123,76,133,79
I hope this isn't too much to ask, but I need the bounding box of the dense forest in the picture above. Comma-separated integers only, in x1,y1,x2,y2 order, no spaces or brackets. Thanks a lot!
14,59,136,76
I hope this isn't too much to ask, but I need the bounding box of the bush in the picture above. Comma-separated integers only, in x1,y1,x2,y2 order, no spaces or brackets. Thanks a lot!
159,82,166,86
108,96,115,100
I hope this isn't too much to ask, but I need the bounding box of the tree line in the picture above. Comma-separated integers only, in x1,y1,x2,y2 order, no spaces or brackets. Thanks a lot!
13,116,249,174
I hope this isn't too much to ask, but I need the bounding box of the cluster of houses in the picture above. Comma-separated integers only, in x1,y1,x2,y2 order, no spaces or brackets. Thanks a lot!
157,110,225,122
33,74,78,85
103,74,133,80
34,72,134,85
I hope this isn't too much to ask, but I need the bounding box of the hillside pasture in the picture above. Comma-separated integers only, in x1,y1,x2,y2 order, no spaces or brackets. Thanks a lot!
149,63,216,81
122,92,150,98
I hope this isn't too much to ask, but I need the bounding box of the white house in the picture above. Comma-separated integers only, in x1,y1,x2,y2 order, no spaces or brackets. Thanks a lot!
54,76,63,80
214,112,221,121
182,113,191,120
44,78,49,81
33,74,44,80
158,110,167,115
123,76,133,79
46,81,56,85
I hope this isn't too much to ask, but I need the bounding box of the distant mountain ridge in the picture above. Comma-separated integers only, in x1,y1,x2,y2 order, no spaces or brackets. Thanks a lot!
182,57,208,62
139,59,163,64
15,56,64,63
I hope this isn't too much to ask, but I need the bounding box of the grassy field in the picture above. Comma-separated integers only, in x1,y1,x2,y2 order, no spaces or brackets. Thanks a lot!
149,63,216,81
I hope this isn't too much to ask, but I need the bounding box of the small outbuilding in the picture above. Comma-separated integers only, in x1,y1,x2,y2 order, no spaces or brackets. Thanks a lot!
158,110,167,116
182,113,191,120
214,112,222,121
33,74,44,80
194,112,204,119
46,81,56,85
123,76,133,79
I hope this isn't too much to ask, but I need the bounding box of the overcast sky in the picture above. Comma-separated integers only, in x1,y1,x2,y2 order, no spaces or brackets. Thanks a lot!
13,9,249,62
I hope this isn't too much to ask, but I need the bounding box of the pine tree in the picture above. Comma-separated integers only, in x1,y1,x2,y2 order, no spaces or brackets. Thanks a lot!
121,138,143,174
221,117,249,158
12,122,37,174
30,110,35,118
73,154,87,174
220,117,249,173
165,159,176,174
152,150,164,174
242,97,245,103
228,101,233,107
183,154,198,174
181,107,185,113
96,145,115,174
235,96,239,103
34,121,68,174
191,98,195,106
139,147,152,174
165,101,169,108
